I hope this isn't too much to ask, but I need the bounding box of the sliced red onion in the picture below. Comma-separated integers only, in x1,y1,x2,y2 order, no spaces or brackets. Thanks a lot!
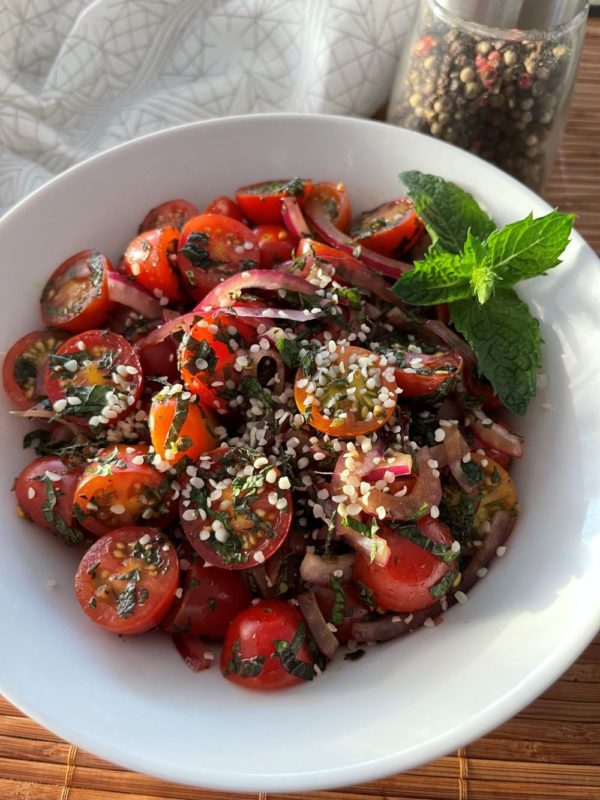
135,310,200,351
444,425,480,495
351,509,515,643
460,509,514,594
331,444,391,567
362,446,441,522
281,197,312,239
323,252,409,311
351,605,443,643
229,306,324,322
470,418,523,458
172,635,214,672
299,551,355,586
107,272,163,319
425,319,477,369
364,453,412,483
305,200,411,279
196,269,318,312
296,591,339,660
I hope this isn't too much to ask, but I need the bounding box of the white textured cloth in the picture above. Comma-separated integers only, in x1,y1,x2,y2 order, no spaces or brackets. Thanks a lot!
0,0,417,214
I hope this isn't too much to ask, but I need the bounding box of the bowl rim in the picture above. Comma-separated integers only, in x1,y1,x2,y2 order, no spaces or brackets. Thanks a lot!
1,112,599,792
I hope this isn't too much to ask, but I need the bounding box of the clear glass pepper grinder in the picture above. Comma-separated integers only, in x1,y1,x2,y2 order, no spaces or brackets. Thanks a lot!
387,0,589,190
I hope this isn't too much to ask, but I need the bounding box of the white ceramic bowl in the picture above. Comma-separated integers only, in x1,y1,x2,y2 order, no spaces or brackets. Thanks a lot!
0,114,599,793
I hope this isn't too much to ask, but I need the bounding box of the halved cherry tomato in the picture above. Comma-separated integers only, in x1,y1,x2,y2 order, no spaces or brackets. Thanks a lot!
148,388,219,465
73,444,175,536
294,344,398,438
221,599,319,690
2,329,68,409
235,179,313,226
180,446,292,570
74,526,179,634
177,311,254,414
45,330,143,429
313,583,368,643
309,181,351,231
15,456,83,544
377,342,463,398
470,452,517,533
123,227,182,302
353,518,457,612
350,199,425,256
138,199,199,233
203,196,245,222
254,224,296,268
161,557,252,638
176,214,260,301
40,250,112,333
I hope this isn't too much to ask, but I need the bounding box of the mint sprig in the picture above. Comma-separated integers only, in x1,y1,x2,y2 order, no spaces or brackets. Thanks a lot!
393,172,574,415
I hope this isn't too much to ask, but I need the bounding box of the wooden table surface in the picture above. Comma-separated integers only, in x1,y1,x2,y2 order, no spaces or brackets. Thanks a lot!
1,15,599,800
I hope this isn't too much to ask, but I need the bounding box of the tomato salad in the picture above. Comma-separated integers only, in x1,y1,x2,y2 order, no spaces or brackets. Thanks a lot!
4,178,522,691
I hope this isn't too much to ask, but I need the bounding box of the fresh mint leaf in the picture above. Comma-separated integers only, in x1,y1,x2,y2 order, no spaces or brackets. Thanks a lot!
466,233,495,304
392,249,473,305
400,171,495,253
450,288,542,415
485,210,574,286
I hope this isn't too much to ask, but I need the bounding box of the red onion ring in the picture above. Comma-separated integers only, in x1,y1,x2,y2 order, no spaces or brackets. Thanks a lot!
364,453,413,483
107,272,163,319
296,591,339,660
304,200,411,279
362,446,441,522
331,444,391,567
444,425,480,495
470,418,523,458
228,306,324,322
135,311,201,352
299,551,355,586
281,197,312,239
196,269,318,312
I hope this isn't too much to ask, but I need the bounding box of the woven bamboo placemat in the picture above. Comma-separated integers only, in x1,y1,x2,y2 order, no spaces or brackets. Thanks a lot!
1,16,599,800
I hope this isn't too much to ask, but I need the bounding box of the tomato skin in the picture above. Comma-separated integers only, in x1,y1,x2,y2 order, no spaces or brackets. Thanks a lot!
235,179,313,226
310,181,351,231
74,526,179,635
161,558,252,639
203,196,245,222
353,519,455,613
2,329,68,410
254,224,296,268
138,199,199,233
464,371,504,411
180,446,293,571
393,348,463,399
313,584,369,644
221,600,317,690
44,330,143,428
148,393,219,465
177,312,254,414
40,250,112,333
350,199,425,256
15,456,81,541
73,444,175,537
123,227,182,302
176,214,260,302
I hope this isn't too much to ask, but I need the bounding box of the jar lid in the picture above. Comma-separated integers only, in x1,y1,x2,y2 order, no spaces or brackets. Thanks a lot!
434,0,588,30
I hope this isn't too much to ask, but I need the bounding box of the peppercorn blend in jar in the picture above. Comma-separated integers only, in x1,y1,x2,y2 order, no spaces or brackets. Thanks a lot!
388,0,589,190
